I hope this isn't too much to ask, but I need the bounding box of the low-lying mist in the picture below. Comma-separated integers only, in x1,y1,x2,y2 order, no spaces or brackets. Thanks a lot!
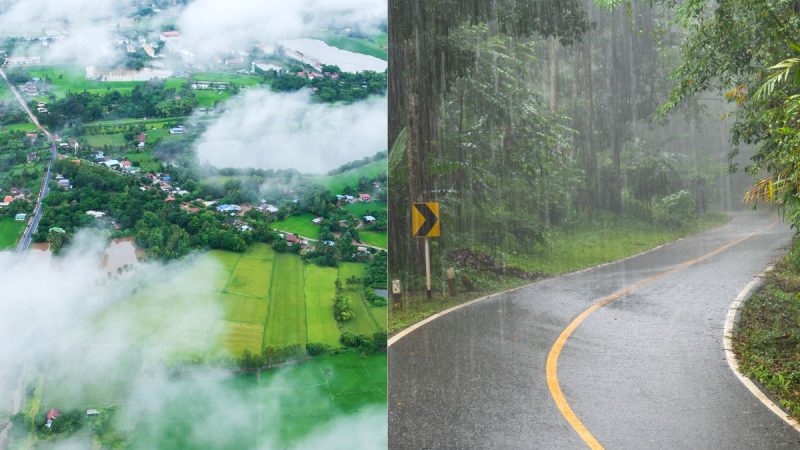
0,232,386,449
194,89,388,173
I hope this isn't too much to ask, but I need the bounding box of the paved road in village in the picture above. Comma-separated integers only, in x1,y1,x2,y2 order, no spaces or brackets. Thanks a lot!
0,67,57,255
0,67,56,450
389,211,800,449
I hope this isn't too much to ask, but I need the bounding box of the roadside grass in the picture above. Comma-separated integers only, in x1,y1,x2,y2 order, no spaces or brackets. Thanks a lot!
734,243,800,418
264,253,307,348
358,230,387,249
0,218,25,250
272,213,319,238
507,212,731,275
313,159,386,194
304,265,341,347
389,212,732,334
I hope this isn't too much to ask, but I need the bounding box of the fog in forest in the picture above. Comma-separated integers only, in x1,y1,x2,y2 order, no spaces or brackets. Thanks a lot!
388,0,756,297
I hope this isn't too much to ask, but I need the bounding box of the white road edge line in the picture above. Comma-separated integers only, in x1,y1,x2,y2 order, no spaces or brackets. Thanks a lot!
389,216,735,347
723,265,800,433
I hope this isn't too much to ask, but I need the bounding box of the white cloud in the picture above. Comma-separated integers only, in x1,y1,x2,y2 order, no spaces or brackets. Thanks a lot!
0,0,135,67
194,89,387,173
177,0,387,58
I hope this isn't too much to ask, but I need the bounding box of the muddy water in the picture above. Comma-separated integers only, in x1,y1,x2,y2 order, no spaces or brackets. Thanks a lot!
27,238,142,272
101,237,143,273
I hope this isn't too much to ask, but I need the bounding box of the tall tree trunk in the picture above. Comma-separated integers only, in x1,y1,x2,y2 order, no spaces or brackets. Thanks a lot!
584,35,597,218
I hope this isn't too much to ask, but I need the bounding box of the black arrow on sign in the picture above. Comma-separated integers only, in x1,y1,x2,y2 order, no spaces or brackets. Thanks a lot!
414,203,438,237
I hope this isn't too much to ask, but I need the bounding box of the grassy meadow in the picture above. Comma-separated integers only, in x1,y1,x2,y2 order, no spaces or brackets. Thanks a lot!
313,160,386,194
272,213,319,238
0,217,25,249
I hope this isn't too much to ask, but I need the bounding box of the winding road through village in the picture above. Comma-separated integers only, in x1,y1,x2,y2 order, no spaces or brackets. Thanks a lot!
389,211,800,449
0,67,56,255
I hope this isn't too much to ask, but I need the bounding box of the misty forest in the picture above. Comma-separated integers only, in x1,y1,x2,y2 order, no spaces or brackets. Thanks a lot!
388,0,800,329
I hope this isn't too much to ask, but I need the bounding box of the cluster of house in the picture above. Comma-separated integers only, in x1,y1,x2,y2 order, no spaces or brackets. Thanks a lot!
295,70,340,81
91,152,139,175
144,172,190,201
335,193,372,204
55,173,72,190
190,81,230,91
20,79,41,97
0,187,31,207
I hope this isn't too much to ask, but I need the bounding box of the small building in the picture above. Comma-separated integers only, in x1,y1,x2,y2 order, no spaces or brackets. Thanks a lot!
323,240,336,247
358,193,371,202
169,126,186,134
103,160,121,168
160,30,181,42
216,204,242,213
363,215,377,224
86,409,99,416
344,195,355,203
15,213,26,222
285,234,300,245
45,408,60,429
49,227,65,234
357,246,369,253
86,210,105,218
312,217,324,225
3,195,12,203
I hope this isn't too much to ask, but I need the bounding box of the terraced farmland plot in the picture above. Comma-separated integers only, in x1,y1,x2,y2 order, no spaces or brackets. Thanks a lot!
338,263,383,335
264,253,307,348
220,293,268,324
304,265,340,347
226,255,274,298
130,352,386,449
218,321,264,355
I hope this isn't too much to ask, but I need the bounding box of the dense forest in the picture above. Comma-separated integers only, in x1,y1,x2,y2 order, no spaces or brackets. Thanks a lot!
389,0,753,296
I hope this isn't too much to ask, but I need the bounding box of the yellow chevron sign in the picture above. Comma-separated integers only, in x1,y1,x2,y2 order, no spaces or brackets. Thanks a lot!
412,202,440,238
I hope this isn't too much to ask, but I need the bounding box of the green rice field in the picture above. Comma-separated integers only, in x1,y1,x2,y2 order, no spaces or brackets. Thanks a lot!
339,263,385,336
0,217,25,250
358,231,388,249
29,243,386,450
313,160,386,194
272,213,320,238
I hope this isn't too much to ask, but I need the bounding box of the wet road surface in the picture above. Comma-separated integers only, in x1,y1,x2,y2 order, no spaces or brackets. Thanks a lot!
389,211,800,449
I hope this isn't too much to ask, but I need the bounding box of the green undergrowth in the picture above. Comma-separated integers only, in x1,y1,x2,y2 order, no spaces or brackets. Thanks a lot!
390,211,731,334
734,241,800,418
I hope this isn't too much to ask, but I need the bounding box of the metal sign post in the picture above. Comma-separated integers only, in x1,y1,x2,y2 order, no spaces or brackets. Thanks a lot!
412,202,440,299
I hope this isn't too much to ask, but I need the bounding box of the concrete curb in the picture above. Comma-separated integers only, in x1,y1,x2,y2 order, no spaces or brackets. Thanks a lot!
723,265,800,433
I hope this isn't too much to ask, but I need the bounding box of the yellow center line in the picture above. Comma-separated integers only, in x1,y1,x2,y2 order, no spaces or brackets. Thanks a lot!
546,219,778,449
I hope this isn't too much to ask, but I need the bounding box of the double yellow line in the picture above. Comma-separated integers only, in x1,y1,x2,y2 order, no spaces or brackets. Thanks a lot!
546,223,776,449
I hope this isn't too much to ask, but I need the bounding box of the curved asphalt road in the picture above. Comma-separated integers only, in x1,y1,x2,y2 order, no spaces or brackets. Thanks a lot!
389,211,800,449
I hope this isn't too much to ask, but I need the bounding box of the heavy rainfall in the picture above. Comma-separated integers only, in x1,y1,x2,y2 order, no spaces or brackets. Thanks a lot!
388,0,800,448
